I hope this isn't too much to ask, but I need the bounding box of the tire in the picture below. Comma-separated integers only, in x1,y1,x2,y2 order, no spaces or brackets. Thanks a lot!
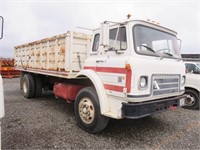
20,72,25,90
34,76,42,98
74,87,109,133
22,74,35,99
183,89,199,110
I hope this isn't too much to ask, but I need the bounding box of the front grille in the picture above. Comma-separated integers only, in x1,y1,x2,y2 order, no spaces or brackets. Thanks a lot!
152,75,180,96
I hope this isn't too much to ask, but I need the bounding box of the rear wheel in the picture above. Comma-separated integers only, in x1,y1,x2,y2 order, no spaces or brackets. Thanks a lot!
34,76,42,98
74,87,109,133
22,74,35,99
183,89,199,110
20,72,25,90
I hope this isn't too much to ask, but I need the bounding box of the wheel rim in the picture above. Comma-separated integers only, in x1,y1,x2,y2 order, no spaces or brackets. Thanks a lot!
23,81,28,94
78,97,95,124
186,94,195,106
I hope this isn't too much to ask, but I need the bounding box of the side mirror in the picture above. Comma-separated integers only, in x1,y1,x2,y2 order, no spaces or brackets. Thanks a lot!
0,16,4,39
100,21,109,47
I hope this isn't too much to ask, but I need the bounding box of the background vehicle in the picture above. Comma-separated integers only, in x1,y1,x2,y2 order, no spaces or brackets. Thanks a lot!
0,58,20,78
0,15,5,148
183,62,200,110
14,18,186,133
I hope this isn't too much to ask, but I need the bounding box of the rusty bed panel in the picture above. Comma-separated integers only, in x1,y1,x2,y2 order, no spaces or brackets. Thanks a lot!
14,31,92,78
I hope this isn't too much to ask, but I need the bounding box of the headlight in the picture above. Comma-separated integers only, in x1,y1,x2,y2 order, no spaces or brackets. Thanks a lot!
181,76,185,86
139,76,148,89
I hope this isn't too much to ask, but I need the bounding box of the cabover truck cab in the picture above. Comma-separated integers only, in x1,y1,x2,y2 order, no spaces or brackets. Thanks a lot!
14,19,186,133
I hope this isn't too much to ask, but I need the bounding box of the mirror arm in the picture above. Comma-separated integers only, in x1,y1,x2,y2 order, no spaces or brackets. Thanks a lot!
0,16,4,39
177,38,182,51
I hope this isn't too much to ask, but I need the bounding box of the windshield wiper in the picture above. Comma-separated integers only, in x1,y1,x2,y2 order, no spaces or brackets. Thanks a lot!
163,52,173,57
140,44,163,59
141,45,156,53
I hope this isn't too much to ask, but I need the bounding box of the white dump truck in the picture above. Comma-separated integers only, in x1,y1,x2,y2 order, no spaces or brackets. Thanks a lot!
14,18,186,133
0,16,5,148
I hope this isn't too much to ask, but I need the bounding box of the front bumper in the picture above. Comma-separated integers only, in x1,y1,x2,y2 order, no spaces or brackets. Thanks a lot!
122,95,186,119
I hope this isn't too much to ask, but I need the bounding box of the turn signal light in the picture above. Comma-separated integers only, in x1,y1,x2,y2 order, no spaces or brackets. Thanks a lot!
125,64,131,70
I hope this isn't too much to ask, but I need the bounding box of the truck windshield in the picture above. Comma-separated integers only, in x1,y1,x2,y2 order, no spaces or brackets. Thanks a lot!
133,25,180,58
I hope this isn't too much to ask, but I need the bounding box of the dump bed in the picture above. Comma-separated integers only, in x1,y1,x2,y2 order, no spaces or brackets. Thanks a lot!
14,31,92,78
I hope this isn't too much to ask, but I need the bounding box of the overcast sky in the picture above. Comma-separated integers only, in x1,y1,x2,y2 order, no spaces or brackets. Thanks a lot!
0,0,199,58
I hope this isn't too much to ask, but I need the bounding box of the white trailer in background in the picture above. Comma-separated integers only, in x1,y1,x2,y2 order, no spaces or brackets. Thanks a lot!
14,17,186,133
0,76,4,120
0,75,4,149
0,16,5,149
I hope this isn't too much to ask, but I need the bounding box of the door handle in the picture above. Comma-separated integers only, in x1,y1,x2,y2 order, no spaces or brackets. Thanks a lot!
96,60,105,63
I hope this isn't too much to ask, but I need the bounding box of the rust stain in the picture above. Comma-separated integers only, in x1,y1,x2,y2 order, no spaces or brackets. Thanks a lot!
60,46,65,53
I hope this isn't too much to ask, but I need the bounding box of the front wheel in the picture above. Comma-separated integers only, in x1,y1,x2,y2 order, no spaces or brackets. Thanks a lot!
183,89,199,110
74,87,109,133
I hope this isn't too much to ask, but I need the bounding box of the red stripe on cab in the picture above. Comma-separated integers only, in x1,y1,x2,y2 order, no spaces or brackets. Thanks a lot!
84,66,132,93
84,66,126,74
104,84,124,92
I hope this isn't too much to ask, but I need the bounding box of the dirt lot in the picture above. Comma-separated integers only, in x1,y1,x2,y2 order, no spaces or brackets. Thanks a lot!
1,78,200,149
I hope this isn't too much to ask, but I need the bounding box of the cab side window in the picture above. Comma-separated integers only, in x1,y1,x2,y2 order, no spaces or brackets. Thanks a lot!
109,27,127,50
92,34,100,52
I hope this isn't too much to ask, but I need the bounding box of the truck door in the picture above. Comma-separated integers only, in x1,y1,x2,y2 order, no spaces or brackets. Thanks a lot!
95,26,129,97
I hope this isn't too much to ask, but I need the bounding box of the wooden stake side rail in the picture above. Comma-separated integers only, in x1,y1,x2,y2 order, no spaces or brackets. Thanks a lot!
14,31,92,77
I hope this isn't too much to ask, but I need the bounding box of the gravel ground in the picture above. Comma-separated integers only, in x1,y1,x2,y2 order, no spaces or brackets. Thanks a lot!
1,78,200,149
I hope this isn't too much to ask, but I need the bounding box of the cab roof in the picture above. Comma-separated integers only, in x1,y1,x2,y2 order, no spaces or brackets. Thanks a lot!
93,19,177,35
